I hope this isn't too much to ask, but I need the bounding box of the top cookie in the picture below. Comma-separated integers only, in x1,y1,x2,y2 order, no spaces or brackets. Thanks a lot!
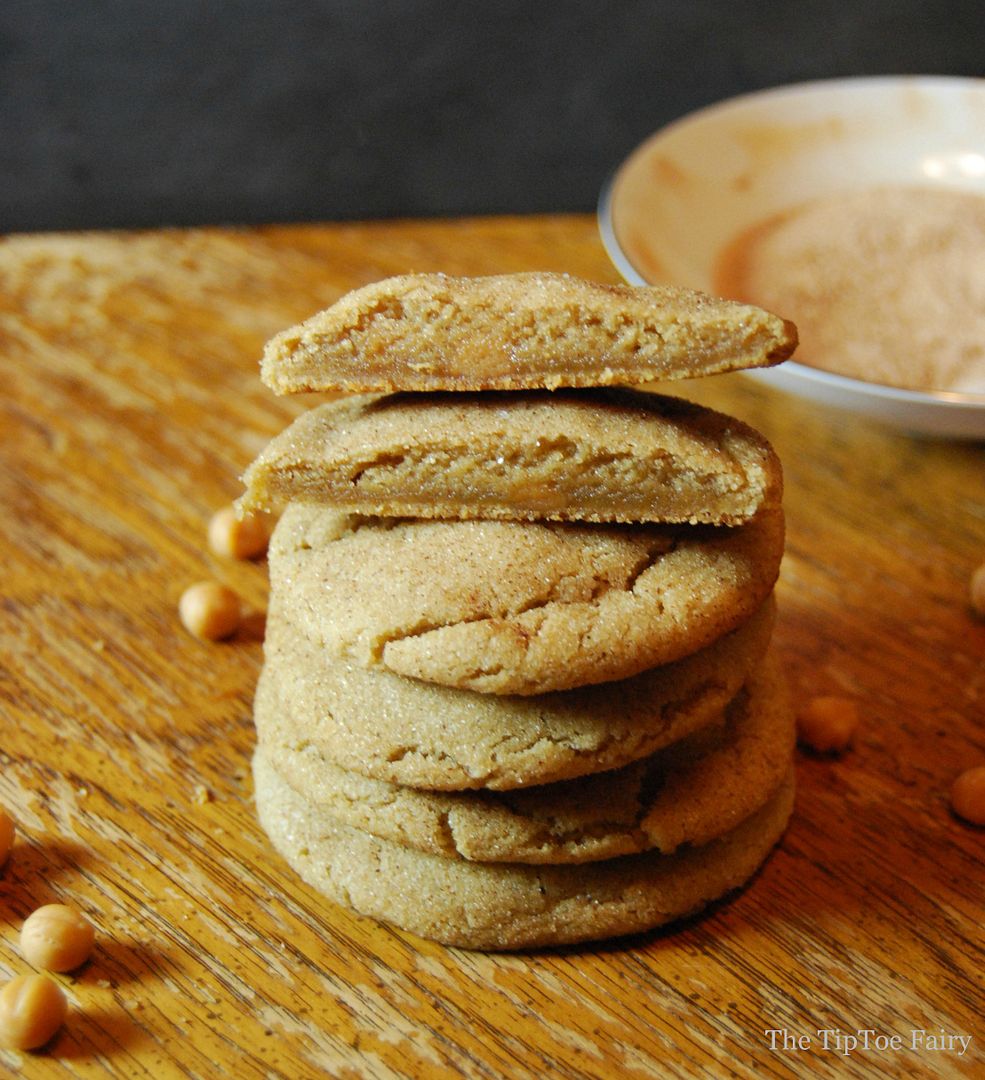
260,272,798,394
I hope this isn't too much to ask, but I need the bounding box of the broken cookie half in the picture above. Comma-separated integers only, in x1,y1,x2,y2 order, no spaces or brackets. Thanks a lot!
240,388,782,526
260,271,798,394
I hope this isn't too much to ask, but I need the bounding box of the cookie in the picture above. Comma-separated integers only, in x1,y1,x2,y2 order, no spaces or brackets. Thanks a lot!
267,502,784,695
260,652,793,862
239,389,782,527
259,272,797,394
252,749,795,950
255,597,774,791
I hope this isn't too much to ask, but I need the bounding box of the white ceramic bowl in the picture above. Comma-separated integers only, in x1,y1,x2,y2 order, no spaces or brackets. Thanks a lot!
599,76,985,439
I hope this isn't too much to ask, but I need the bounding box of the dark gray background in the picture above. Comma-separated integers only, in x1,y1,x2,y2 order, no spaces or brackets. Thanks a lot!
4,1,984,233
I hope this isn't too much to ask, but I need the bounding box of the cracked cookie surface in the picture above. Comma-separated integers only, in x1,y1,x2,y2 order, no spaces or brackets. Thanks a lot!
267,502,784,695
255,597,774,790
259,653,793,862
253,749,795,950
259,272,797,394
239,388,782,526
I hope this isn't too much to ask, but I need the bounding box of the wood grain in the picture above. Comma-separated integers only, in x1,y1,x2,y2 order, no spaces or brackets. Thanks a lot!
0,216,982,1079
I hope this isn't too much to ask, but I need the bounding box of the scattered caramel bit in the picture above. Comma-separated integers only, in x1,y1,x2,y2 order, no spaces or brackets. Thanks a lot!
0,807,13,866
796,695,859,754
20,904,95,973
950,766,985,826
208,505,271,560
194,784,213,806
0,973,68,1051
178,581,241,641
970,563,985,619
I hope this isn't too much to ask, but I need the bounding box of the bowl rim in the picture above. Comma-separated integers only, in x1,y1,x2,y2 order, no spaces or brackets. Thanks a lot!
606,74,985,171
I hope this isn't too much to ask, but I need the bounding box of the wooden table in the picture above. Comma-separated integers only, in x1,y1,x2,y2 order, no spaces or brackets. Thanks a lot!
0,215,982,1079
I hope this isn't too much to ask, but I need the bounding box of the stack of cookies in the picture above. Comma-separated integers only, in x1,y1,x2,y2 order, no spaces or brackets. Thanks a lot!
241,272,799,950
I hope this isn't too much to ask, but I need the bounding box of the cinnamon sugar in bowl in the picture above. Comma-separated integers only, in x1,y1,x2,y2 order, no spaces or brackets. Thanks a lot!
599,76,985,438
